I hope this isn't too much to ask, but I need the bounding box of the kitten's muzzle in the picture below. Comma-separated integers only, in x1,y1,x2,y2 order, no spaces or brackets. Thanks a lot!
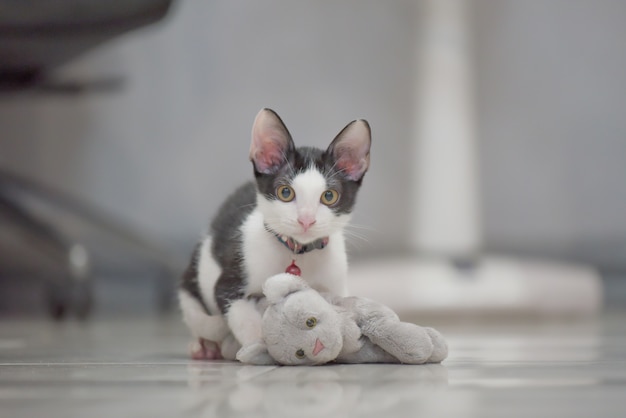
297,216,316,232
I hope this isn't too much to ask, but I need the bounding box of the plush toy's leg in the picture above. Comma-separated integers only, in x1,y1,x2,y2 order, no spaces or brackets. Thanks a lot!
368,321,435,364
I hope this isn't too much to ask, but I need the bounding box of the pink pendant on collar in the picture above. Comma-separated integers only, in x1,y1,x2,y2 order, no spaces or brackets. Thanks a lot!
285,260,301,276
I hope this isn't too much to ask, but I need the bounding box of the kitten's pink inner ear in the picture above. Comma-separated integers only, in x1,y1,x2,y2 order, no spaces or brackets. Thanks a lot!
330,120,371,181
250,109,293,174
250,138,285,174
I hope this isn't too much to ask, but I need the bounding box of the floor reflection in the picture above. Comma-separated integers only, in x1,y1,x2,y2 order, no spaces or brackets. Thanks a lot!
185,364,449,418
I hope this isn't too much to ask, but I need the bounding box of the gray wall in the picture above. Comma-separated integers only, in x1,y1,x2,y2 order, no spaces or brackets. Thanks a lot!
475,0,626,267
1,0,417,258
1,0,626,270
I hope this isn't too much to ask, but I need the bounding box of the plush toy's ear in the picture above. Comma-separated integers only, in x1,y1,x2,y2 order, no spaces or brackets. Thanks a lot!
263,273,309,304
236,342,276,365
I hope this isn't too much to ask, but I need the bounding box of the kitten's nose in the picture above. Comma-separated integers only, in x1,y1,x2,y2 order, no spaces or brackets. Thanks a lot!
297,216,316,232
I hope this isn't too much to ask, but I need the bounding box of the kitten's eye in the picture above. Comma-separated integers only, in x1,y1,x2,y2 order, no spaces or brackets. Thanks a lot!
305,317,317,328
321,189,339,206
295,349,305,359
277,185,295,202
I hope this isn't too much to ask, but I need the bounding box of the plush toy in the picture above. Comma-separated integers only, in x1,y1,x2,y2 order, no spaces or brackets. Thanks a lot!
236,273,448,366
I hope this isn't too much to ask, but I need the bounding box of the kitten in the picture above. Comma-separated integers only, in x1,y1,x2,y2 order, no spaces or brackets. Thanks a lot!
179,108,371,360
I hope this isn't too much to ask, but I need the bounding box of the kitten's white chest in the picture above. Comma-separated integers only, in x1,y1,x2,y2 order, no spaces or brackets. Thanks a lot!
241,210,348,296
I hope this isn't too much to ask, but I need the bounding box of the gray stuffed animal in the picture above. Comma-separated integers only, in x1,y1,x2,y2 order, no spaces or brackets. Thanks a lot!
236,273,448,366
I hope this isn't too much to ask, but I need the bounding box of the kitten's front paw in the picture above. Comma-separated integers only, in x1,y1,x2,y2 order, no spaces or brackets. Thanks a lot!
220,334,241,361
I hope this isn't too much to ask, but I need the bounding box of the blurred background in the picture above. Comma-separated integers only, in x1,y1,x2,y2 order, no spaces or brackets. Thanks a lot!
1,0,625,318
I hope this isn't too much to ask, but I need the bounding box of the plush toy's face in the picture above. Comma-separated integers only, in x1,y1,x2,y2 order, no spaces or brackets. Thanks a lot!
262,287,344,365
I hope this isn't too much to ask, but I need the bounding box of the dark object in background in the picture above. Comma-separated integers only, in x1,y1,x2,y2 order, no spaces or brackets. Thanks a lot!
0,0,174,318
0,0,173,91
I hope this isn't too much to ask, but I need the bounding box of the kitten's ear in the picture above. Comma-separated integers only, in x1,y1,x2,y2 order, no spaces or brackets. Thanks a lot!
250,108,295,174
327,119,371,181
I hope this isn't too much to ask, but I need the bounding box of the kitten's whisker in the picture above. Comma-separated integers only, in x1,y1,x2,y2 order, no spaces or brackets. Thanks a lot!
345,223,378,232
342,232,371,250
324,160,341,180
279,148,296,175
342,229,370,242
325,167,346,183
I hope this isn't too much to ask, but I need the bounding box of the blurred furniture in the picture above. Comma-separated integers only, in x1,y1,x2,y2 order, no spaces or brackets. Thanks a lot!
0,0,175,318
0,0,172,90
349,0,602,316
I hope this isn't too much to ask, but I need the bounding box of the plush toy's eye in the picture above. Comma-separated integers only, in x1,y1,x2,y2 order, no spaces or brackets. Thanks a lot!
277,185,295,202
295,349,305,359
305,317,317,328
320,189,339,206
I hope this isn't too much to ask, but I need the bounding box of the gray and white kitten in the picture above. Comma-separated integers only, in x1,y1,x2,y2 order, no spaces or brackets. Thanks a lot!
179,108,371,359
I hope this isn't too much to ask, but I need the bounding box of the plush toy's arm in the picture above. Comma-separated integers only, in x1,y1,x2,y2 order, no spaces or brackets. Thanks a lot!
334,296,399,331
336,338,400,364
236,341,276,365
422,327,448,363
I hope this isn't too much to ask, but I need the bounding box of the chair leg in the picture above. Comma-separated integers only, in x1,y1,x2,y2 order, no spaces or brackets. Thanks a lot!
0,192,93,319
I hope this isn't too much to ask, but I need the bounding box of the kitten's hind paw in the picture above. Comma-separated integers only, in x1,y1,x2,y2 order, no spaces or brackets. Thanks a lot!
190,338,223,360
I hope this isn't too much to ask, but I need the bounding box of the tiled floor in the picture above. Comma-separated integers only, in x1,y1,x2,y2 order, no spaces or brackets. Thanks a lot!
1,313,625,417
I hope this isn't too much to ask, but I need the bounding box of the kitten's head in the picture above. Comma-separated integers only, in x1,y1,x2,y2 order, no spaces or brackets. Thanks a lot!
250,108,371,244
